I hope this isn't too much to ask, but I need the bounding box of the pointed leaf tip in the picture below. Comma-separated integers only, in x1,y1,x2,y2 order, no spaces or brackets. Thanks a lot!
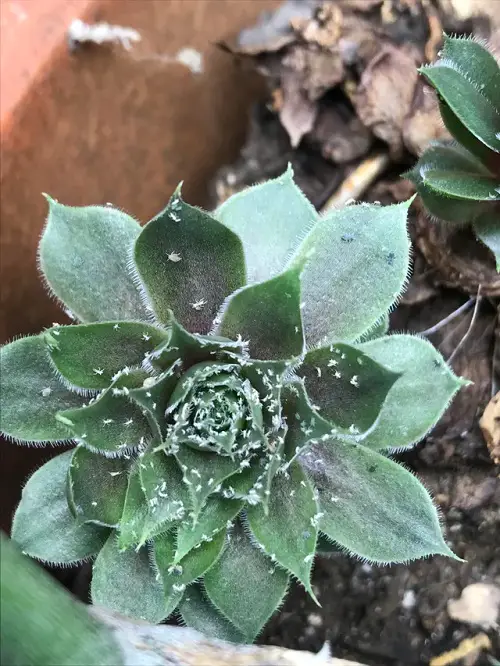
217,265,305,360
39,201,150,323
302,440,453,563
204,522,289,640
215,169,318,285
134,192,246,333
359,335,466,451
290,200,411,345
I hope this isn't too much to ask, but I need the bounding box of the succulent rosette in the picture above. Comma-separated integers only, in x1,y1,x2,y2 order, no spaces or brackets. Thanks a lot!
0,169,464,641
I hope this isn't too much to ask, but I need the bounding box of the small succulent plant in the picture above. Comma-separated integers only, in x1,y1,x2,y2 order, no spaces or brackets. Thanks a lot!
1,170,465,642
406,34,500,268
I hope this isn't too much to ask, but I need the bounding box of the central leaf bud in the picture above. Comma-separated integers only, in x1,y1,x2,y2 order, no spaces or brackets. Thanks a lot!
165,362,264,459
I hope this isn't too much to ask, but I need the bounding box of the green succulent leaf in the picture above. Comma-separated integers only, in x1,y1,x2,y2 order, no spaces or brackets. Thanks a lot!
0,335,84,443
355,313,389,343
147,313,246,373
422,169,499,202
175,446,241,519
128,362,180,436
298,344,400,434
12,451,109,565
474,210,500,271
281,382,336,458
419,63,500,153
154,528,225,591
134,187,246,333
204,522,289,641
139,449,189,543
39,198,150,322
359,335,467,451
215,165,318,284
300,440,455,563
117,463,149,550
175,497,243,561
406,142,490,224
439,101,500,170
217,265,304,361
68,446,130,526
46,322,168,390
441,35,500,112
179,585,246,643
91,535,165,623
289,201,411,346
246,462,318,597
56,372,152,455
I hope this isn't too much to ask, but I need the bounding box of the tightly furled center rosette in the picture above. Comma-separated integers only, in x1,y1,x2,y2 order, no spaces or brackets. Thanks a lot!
1,170,464,642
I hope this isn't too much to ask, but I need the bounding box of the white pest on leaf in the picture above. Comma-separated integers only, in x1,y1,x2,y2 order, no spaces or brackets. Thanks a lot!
191,299,206,311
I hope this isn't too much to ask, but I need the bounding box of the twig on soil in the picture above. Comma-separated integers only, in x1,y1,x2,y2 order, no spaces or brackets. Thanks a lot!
419,297,476,336
447,286,483,365
429,633,491,666
321,152,390,212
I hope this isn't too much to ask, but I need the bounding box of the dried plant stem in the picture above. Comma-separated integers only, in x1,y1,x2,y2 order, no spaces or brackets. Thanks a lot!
448,287,483,365
420,297,476,336
321,152,390,212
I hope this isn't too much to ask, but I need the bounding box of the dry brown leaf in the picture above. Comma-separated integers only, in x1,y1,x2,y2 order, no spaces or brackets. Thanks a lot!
352,44,419,157
403,80,451,156
280,70,318,148
480,392,500,464
306,101,372,163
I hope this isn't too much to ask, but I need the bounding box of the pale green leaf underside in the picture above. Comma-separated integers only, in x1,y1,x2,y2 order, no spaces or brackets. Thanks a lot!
217,265,304,360
0,335,84,443
91,534,165,623
474,211,500,271
215,165,318,284
39,199,150,323
290,201,411,346
179,585,245,643
246,462,318,595
47,322,168,390
204,523,289,640
12,451,108,565
68,446,130,526
134,189,246,333
359,335,465,451
301,440,454,563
